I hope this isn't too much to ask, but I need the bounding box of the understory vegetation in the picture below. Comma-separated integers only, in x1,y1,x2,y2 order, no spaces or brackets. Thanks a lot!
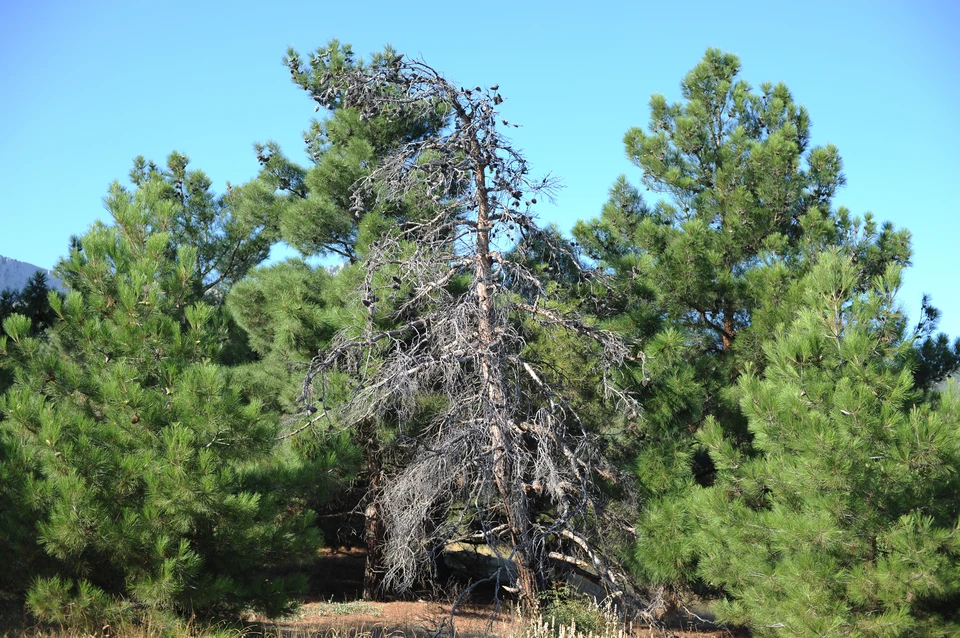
2,42,958,637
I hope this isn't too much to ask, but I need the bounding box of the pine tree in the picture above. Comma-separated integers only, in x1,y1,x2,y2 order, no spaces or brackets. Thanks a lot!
0,289,22,395
225,259,363,519
18,272,59,333
240,40,446,265
0,271,61,345
128,151,279,294
277,44,641,610
690,251,960,635
226,260,353,413
0,176,319,627
0,289,17,319
222,40,452,601
573,50,915,598
910,294,960,391
0,273,62,605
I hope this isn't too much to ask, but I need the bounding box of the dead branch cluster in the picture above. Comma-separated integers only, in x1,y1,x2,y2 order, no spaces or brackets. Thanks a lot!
290,50,644,605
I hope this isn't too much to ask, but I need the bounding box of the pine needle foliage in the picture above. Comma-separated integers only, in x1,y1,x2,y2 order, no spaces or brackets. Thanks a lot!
237,39,448,266
221,40,448,599
691,252,960,636
573,50,918,593
128,152,279,294
0,176,320,626
0,272,63,395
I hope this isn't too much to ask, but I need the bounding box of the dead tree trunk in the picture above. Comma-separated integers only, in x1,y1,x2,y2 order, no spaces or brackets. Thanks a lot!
362,438,387,601
288,46,642,613
473,159,540,606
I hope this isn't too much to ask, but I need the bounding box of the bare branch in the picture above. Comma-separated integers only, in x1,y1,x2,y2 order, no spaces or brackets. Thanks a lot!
286,50,644,609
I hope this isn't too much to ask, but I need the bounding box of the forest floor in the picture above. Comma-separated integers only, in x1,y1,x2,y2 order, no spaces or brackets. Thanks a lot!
249,548,745,638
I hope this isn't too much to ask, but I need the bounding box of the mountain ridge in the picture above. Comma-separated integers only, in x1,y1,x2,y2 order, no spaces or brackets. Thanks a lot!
0,255,65,294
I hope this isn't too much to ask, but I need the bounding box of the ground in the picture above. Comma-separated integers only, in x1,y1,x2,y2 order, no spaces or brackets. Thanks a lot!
249,548,745,638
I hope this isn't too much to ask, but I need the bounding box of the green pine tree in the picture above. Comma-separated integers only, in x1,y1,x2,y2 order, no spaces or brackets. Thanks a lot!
235,39,446,266
225,259,362,516
0,176,320,628
690,251,960,636
910,294,960,392
0,289,23,395
0,271,61,347
0,288,17,320
128,151,279,294
573,50,915,593
18,271,60,334
221,40,451,601
226,260,353,413
0,274,62,609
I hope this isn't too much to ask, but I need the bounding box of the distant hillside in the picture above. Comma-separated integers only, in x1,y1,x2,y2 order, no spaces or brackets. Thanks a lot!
0,255,65,293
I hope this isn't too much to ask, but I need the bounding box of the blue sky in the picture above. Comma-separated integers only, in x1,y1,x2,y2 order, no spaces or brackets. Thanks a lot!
1,0,958,334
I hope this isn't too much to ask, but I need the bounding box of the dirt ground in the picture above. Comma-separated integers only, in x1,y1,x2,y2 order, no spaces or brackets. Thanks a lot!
249,548,744,638
254,599,740,637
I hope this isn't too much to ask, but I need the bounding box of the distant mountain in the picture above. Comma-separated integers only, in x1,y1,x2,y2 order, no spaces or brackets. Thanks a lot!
0,255,65,293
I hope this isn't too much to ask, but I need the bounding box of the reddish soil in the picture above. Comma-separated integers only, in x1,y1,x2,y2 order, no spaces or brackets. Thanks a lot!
249,548,743,638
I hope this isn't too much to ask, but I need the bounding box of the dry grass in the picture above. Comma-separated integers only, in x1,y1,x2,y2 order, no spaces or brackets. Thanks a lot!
3,616,737,638
247,598,740,638
2,594,740,638
0,612,243,638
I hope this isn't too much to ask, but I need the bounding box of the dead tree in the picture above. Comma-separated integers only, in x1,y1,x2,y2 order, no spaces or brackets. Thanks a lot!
288,49,643,609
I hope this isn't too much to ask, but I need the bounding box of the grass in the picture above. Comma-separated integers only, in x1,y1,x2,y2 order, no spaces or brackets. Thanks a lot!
1,616,700,638
1,620,242,638
286,599,384,619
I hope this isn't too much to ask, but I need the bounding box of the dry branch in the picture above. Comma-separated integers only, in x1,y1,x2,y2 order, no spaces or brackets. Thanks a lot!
285,48,643,609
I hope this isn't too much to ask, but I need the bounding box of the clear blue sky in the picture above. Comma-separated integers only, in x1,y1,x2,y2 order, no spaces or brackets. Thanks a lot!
2,0,958,335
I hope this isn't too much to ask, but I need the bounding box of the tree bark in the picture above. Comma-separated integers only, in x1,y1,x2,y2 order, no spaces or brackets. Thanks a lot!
362,437,387,601
472,160,540,609
722,314,736,351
